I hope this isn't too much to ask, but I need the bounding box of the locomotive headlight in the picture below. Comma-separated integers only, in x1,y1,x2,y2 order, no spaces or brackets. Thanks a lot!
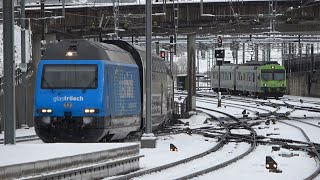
84,108,99,114
264,84,267,87
39,108,53,114
281,84,284,86
66,51,73,56
271,66,275,69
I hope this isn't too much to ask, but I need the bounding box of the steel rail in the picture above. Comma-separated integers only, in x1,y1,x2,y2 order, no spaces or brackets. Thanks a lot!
279,120,320,180
171,107,256,180
108,112,230,180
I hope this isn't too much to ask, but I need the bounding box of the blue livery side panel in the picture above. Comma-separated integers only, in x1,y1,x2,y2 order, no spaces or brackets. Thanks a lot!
106,62,141,117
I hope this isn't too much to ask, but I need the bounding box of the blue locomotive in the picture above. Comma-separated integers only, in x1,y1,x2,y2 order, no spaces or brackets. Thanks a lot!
34,39,173,142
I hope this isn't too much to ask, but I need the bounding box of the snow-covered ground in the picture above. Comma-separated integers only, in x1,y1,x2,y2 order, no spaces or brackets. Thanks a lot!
1,95,320,179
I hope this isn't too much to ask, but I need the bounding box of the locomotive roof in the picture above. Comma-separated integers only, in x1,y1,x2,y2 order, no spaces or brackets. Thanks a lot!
41,39,135,64
213,61,280,68
103,40,173,76
240,61,280,66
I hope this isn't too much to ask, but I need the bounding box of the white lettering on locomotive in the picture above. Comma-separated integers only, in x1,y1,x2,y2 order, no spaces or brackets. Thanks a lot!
53,96,84,102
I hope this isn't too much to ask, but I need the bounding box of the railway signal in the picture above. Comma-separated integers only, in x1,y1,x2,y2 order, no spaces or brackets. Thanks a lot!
160,50,166,60
170,143,178,152
265,156,277,170
215,49,225,59
217,36,222,47
266,156,282,173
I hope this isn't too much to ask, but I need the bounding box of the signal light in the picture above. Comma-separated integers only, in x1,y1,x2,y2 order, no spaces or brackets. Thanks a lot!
170,143,178,152
266,156,277,170
215,49,225,58
217,36,222,47
266,156,282,173
160,50,166,60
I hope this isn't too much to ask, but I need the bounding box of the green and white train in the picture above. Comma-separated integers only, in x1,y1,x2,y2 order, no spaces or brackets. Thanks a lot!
211,61,286,98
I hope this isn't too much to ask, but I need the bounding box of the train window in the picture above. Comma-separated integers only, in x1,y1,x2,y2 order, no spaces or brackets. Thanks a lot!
229,72,231,80
41,64,98,89
261,70,272,81
274,70,285,81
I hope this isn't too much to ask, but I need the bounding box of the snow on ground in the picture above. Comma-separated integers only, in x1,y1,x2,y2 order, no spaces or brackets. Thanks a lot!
138,133,216,170
0,143,137,167
290,109,320,118
1,96,320,179
198,145,318,180
254,120,308,142
197,101,256,118
0,127,36,139
133,142,251,180
281,120,320,144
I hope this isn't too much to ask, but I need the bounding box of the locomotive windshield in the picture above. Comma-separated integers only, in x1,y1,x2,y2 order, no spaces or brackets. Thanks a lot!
261,70,273,81
41,64,97,89
274,70,285,80
261,69,285,81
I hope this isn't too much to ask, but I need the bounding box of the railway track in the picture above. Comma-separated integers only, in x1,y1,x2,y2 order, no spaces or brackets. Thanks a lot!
171,107,257,180
277,120,320,180
7,93,320,179
104,108,257,180
196,92,320,113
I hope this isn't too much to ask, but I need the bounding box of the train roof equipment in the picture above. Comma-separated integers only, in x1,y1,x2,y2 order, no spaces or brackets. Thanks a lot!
241,61,280,66
42,39,136,64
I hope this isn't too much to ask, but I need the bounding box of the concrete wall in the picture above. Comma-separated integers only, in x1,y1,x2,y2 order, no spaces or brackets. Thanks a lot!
287,71,320,98
310,72,320,97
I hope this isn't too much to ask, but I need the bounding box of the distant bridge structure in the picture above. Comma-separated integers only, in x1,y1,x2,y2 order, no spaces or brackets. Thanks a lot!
18,0,320,39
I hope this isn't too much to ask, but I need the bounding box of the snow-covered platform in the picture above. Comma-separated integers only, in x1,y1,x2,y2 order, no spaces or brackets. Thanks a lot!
0,143,142,179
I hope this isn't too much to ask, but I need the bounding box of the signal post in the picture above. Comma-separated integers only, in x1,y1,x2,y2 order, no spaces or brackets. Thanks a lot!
215,36,225,108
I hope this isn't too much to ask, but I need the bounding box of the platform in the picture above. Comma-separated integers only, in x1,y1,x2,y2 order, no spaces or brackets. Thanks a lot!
0,143,142,179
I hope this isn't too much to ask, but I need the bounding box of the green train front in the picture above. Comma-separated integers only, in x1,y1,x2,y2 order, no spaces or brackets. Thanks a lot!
34,40,141,143
258,63,286,97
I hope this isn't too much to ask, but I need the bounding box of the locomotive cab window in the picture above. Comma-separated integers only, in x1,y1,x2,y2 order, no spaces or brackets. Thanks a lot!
274,69,285,81
41,64,98,89
261,70,273,81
